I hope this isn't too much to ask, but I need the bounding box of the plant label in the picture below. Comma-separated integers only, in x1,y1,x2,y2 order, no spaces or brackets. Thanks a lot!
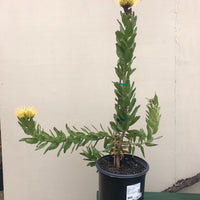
126,183,142,200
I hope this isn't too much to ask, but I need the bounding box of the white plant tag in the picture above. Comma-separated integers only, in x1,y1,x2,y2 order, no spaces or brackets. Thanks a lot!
126,183,142,200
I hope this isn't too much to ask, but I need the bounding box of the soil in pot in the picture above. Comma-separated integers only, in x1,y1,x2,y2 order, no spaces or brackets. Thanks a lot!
97,155,145,175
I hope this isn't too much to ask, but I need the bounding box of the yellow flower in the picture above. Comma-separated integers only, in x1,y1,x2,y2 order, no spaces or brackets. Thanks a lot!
15,106,37,119
118,0,139,7
25,107,37,118
15,107,26,118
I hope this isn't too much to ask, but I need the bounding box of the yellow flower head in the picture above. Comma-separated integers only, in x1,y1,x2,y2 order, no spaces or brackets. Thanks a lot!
25,107,37,118
15,106,37,119
15,107,26,118
118,0,139,8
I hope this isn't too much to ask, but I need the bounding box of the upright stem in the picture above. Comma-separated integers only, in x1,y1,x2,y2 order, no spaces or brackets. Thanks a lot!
114,154,120,169
112,7,137,169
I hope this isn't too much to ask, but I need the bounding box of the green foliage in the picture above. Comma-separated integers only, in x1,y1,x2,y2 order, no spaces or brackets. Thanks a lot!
18,120,112,160
17,9,161,168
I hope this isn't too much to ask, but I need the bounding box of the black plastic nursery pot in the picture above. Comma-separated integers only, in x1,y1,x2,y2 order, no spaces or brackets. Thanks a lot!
96,155,149,200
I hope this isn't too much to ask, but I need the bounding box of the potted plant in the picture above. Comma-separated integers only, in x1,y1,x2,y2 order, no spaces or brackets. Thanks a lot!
15,1,161,200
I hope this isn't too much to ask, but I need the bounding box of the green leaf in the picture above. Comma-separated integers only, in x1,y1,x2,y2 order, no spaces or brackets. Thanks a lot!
81,138,89,146
87,162,96,167
121,12,129,27
81,128,89,133
116,44,124,58
128,97,136,113
127,34,136,48
47,142,59,151
140,146,145,157
145,142,157,147
35,142,48,151
127,129,140,134
153,136,163,140
127,68,136,78
128,145,132,153
117,19,125,34
104,137,110,148
71,144,77,153
115,67,123,80
100,124,106,132
139,129,146,142
19,138,28,142
113,82,123,92
91,125,99,132
125,25,133,38
53,127,65,138
130,105,140,118
107,127,113,136
84,126,91,132
131,14,137,26
116,31,124,41
132,146,135,156
66,124,75,136
25,138,38,144
147,127,152,140
43,132,52,140
153,94,159,105
110,121,117,132
49,130,55,137
57,143,64,157
130,116,140,126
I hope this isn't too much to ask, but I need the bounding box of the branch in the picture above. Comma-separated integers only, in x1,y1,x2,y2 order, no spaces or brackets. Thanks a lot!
162,173,200,193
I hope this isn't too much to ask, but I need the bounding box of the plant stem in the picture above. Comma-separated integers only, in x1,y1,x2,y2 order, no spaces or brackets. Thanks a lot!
114,154,120,169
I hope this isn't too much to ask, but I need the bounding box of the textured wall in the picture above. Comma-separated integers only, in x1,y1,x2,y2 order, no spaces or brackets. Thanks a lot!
175,0,200,181
0,0,200,200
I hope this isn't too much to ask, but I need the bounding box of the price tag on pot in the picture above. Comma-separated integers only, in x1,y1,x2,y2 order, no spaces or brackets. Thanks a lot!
126,183,142,200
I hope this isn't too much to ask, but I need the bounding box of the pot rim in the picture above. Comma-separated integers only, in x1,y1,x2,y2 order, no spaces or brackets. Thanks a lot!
96,154,149,179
